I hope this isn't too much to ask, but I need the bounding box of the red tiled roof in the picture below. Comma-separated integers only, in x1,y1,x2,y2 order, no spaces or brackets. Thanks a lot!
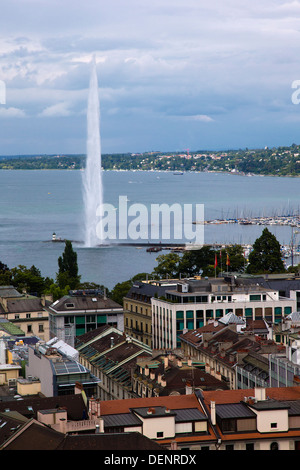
202,386,300,405
100,393,201,416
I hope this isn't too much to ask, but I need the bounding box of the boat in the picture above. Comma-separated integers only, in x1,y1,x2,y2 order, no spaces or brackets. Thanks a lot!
173,171,183,175
146,246,162,253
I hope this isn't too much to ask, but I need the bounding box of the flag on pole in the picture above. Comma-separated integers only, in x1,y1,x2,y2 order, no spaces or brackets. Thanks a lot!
226,253,230,266
214,254,218,268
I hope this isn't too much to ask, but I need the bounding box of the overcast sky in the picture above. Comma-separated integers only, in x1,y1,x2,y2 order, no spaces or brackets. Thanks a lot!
1,0,300,155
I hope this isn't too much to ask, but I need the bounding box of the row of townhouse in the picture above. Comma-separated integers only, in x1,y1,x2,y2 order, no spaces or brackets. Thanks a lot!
179,318,284,390
2,382,300,451
93,386,300,450
75,325,153,400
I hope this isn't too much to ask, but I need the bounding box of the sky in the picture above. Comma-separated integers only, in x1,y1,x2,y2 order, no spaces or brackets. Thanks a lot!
1,0,300,155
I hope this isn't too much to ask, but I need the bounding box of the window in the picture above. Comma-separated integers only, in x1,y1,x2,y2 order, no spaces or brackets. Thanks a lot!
222,419,236,433
157,431,164,438
27,324,32,333
26,313,31,319
38,324,44,332
246,443,254,451
270,442,279,451
225,444,234,450
65,303,75,308
271,422,277,429
250,294,261,301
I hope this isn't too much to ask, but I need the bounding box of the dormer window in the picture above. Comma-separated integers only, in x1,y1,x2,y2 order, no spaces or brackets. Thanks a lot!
65,303,75,309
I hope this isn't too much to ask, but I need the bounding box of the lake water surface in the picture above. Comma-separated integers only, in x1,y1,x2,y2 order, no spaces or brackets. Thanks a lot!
0,169,299,289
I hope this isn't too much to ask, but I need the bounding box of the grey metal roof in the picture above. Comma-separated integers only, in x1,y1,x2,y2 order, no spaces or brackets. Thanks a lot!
172,408,206,422
219,312,246,325
249,400,290,411
285,400,300,416
286,311,300,322
0,286,23,298
103,413,142,427
216,403,256,419
49,294,122,313
126,281,177,300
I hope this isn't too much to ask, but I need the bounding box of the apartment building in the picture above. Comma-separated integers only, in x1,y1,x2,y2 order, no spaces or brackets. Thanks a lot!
180,319,282,389
0,286,50,341
96,386,300,450
151,275,296,350
26,339,100,397
133,352,228,398
75,324,152,400
123,279,178,347
46,289,123,347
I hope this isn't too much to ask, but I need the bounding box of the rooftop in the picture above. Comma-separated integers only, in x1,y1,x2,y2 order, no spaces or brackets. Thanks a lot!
48,293,122,313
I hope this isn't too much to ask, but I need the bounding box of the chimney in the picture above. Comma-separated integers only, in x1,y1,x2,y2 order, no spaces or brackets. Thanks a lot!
254,387,266,401
95,417,104,433
170,441,178,450
185,381,193,395
59,418,67,434
210,401,216,426
150,371,155,380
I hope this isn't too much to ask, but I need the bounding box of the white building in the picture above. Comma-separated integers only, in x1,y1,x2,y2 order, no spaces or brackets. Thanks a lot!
151,276,297,350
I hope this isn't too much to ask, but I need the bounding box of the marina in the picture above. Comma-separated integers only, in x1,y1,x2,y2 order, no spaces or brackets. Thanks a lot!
194,213,300,228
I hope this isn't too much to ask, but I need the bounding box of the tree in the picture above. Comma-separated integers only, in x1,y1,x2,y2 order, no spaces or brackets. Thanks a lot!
246,228,285,274
110,273,151,305
151,253,181,279
178,246,216,277
57,240,80,289
224,245,245,272
0,261,11,286
44,283,70,302
9,265,50,296
110,280,133,306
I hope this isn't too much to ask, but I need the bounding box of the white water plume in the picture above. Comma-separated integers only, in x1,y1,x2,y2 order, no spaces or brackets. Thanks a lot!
82,56,104,247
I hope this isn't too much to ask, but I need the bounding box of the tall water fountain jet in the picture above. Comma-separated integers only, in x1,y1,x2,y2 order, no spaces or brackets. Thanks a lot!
82,56,104,247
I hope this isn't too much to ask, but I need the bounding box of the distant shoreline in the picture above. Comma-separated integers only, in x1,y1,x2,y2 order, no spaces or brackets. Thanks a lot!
0,167,300,178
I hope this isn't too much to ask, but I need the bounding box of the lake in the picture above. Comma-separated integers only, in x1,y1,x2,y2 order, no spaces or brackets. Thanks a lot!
0,169,299,289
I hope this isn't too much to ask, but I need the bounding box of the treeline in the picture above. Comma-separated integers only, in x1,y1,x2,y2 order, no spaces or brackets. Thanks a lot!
0,241,105,301
109,228,298,304
1,144,300,175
